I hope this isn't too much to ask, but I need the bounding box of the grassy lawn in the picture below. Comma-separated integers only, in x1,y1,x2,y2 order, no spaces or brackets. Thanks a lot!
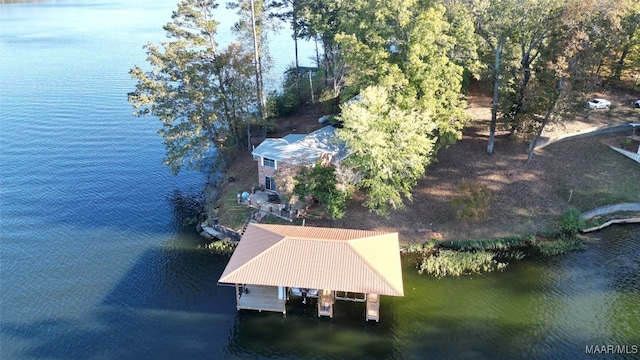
208,151,258,231
214,182,253,230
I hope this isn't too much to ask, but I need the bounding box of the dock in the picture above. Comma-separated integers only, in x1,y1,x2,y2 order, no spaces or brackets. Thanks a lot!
366,293,380,322
236,284,286,314
317,290,335,318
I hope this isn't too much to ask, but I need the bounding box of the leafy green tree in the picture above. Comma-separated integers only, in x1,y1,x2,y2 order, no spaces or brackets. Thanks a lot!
335,2,468,214
128,0,255,174
337,86,440,214
293,161,347,219
337,2,467,141
438,0,482,77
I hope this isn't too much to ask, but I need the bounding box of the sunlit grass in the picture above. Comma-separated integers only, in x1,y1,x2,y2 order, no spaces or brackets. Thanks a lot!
215,182,252,230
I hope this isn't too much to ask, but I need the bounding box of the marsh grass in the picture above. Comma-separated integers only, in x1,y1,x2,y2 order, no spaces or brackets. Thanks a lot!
414,233,586,277
534,236,586,256
418,250,507,277
414,236,532,277
442,235,534,251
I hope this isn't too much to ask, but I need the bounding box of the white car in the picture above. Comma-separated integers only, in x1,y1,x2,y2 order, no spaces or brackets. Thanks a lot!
588,98,611,109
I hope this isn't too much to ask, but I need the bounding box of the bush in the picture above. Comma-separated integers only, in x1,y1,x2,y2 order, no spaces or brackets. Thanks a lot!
620,138,632,149
318,88,340,114
418,250,507,277
451,180,493,222
266,90,299,118
558,208,585,236
266,66,329,118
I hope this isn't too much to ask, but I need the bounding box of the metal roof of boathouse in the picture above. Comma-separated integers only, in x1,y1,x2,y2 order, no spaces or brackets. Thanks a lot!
218,224,404,297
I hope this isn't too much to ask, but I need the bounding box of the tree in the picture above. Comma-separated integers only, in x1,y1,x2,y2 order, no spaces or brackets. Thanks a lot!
335,2,468,214
610,1,640,80
503,0,564,136
269,0,304,99
296,0,355,97
524,0,604,162
338,86,440,214
128,0,255,174
227,0,276,116
293,161,347,219
466,0,522,155
439,0,482,77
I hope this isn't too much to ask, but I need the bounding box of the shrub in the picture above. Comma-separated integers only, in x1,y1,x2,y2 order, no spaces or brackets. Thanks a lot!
266,66,329,118
418,250,507,277
294,161,348,219
620,138,632,149
407,243,423,252
558,208,585,236
451,180,493,222
266,90,299,118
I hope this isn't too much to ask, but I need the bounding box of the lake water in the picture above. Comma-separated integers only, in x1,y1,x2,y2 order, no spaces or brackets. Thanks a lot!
1,1,639,359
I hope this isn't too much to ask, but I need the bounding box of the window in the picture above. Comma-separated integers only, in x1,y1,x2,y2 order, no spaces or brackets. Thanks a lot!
263,157,275,168
265,176,276,191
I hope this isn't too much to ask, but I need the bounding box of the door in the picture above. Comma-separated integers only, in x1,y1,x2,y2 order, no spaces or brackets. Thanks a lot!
265,176,276,191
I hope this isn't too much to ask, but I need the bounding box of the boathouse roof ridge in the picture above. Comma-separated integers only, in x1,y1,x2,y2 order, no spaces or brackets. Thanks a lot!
218,224,404,296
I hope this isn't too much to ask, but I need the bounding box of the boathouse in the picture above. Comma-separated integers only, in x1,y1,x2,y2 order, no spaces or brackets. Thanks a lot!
218,224,404,321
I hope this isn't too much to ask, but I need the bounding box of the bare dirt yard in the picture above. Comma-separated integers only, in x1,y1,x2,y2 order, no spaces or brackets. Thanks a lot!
216,84,640,245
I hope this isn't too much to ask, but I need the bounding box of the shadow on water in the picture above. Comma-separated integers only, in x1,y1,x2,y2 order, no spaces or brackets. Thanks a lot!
1,247,237,359
167,188,206,234
101,247,235,313
227,302,398,359
0,308,235,359
2,226,638,359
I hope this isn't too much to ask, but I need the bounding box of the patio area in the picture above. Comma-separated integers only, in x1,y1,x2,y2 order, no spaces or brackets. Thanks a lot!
238,190,307,223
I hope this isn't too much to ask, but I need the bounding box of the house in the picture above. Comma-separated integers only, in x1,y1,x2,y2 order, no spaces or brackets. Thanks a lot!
217,223,404,321
251,126,348,191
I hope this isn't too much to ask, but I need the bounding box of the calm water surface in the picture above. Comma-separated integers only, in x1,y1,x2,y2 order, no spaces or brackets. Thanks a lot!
1,1,639,359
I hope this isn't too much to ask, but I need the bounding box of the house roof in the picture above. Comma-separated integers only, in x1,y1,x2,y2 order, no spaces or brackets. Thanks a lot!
251,126,348,165
218,224,404,297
